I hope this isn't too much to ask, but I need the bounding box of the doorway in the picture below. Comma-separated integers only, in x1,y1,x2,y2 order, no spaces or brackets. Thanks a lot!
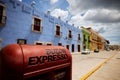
78,44,80,52
66,45,69,50
72,44,74,52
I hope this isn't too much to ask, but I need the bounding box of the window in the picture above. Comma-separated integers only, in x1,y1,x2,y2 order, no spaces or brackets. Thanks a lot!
58,43,62,46
78,33,80,41
78,44,80,52
46,42,53,46
35,41,43,45
83,35,86,43
55,25,61,37
17,39,27,44
68,30,72,39
66,45,69,50
0,3,6,26
32,16,42,33
88,36,90,42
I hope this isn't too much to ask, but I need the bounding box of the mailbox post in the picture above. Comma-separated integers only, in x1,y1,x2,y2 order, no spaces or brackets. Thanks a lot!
0,44,72,80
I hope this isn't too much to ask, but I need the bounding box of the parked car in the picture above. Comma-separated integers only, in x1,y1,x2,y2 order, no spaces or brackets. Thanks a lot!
94,49,99,53
106,48,110,51
81,49,90,54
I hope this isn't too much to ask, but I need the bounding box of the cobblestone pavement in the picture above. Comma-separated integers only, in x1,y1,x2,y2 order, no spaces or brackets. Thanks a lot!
72,51,119,80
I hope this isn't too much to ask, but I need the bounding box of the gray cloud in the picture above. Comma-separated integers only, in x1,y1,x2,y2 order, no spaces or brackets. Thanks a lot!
67,0,120,23
67,0,120,44
68,0,120,12
89,0,120,10
83,9,120,23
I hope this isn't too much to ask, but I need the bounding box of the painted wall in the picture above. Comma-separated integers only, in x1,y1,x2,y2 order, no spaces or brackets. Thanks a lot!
82,29,90,50
0,0,82,52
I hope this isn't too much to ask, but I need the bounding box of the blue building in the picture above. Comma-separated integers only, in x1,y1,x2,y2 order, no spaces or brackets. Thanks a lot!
0,0,82,52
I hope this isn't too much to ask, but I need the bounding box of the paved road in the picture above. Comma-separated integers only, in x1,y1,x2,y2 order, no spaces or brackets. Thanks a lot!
72,51,119,80
87,51,120,80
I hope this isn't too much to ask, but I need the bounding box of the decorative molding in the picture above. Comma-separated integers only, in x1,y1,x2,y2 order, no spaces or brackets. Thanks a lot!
49,17,54,23
9,0,16,8
22,5,32,14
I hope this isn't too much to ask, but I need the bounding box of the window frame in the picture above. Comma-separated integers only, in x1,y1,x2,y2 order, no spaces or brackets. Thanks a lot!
17,39,27,44
34,41,44,45
55,24,61,37
58,43,62,46
0,3,6,26
46,42,53,46
68,30,72,39
32,16,42,33
78,33,80,41
66,44,70,50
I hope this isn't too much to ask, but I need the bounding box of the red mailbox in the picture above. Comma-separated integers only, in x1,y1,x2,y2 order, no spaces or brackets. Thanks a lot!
0,44,72,80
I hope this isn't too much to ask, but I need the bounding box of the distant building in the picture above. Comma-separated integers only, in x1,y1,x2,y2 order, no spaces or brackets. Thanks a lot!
86,27,105,51
0,0,82,52
86,27,98,51
81,26,90,50
97,35,105,51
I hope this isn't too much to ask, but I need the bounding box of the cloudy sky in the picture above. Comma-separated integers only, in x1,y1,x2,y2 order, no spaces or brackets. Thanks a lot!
23,0,120,45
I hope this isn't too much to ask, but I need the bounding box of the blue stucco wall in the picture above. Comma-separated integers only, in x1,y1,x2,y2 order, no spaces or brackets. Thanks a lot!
0,0,82,52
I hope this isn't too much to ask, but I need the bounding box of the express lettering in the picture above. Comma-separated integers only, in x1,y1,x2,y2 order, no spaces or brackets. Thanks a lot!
29,49,68,66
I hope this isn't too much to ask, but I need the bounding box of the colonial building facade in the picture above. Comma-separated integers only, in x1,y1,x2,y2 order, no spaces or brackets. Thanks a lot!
0,0,82,52
0,0,108,53
86,27,105,51
81,27,90,50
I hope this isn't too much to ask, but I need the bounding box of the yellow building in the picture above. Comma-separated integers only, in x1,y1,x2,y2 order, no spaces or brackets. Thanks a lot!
97,34,105,51
86,27,98,51
87,27,105,51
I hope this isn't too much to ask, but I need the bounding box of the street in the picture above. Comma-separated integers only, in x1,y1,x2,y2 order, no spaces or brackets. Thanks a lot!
72,51,120,80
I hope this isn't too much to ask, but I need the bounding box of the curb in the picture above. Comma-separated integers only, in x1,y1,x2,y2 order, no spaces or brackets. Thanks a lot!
80,53,117,80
